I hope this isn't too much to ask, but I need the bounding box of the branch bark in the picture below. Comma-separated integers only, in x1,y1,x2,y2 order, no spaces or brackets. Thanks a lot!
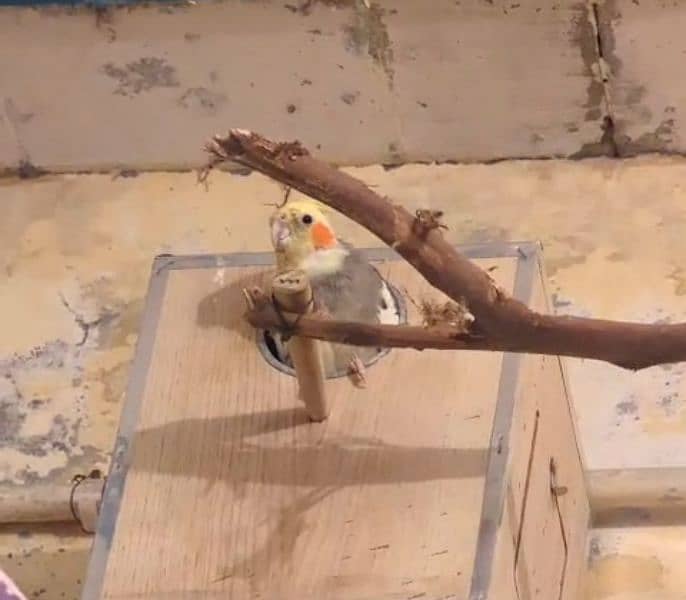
206,130,686,370
246,298,686,366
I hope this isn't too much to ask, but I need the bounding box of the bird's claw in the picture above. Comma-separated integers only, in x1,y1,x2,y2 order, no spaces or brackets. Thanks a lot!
347,355,367,388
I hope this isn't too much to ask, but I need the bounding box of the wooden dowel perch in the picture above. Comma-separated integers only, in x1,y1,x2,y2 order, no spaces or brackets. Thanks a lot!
271,270,330,421
0,478,104,532
206,129,686,371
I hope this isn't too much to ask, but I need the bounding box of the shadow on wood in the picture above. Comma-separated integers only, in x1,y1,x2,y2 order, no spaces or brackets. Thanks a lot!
131,410,489,486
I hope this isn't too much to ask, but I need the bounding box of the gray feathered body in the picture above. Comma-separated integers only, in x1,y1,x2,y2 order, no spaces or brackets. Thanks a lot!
270,242,400,377
310,244,389,376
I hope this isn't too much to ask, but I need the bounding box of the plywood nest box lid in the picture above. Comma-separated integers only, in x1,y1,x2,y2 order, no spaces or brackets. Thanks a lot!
84,242,590,600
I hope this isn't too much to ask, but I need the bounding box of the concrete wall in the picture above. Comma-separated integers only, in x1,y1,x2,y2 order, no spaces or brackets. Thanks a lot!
3,0,680,173
0,0,615,171
595,1,686,156
3,0,682,173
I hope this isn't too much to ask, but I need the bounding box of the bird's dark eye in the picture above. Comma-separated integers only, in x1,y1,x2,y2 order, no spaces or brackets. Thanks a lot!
302,214,313,225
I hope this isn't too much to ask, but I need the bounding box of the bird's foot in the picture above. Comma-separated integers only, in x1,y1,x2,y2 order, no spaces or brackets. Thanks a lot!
347,355,367,388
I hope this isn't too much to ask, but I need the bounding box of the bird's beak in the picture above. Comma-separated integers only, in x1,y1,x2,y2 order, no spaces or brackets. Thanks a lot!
270,218,291,250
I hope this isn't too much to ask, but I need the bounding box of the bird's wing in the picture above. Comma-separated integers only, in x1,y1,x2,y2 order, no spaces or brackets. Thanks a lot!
269,244,402,376
378,277,401,325
310,247,382,322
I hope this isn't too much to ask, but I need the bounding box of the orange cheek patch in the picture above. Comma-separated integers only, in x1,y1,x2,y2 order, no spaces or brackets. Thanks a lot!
311,222,336,249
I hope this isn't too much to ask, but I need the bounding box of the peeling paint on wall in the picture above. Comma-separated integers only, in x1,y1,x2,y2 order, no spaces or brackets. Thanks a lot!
0,340,108,485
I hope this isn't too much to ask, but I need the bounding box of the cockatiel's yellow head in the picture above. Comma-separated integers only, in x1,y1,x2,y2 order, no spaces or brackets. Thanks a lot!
269,199,339,271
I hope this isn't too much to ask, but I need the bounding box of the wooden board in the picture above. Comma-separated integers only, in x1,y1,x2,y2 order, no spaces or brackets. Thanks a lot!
474,257,590,600
83,243,589,600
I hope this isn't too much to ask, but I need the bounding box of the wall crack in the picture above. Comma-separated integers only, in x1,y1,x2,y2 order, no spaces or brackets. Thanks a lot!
58,293,120,347
589,1,619,157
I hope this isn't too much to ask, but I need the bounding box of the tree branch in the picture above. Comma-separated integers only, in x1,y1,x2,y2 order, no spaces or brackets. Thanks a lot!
206,130,686,370
245,295,686,366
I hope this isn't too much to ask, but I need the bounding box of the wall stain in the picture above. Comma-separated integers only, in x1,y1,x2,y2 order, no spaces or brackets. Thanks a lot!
157,3,192,15
0,362,89,479
571,115,617,159
340,91,360,105
545,234,595,276
101,57,180,96
617,84,652,125
0,325,113,485
586,553,664,597
95,297,143,351
593,0,621,86
100,360,129,406
617,118,676,156
567,2,622,158
177,87,228,115
569,0,666,159
462,226,511,245
593,1,674,156
587,536,602,563
2,98,37,174
383,141,404,166
286,0,355,16
94,5,117,43
341,1,394,89
551,293,573,310
0,270,139,485
616,398,638,416
547,254,589,277
659,389,680,414
12,445,106,486
2,99,33,126
569,3,606,125
605,249,628,262
15,161,48,181
667,266,686,296
0,393,25,442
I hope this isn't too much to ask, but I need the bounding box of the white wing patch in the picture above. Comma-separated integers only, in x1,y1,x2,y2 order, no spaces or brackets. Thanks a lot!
378,280,401,325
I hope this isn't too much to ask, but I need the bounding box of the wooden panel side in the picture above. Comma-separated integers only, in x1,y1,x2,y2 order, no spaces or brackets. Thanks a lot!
482,489,517,600
516,271,590,600
485,262,589,600
99,258,517,600
509,352,590,600
530,264,591,600
513,356,567,600
534,249,589,479
481,351,540,600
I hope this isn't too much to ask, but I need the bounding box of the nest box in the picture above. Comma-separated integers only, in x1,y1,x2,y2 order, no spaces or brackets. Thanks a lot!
83,242,590,600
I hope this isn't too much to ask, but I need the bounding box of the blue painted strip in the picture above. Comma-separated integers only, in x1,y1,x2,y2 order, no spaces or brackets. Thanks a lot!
0,0,173,7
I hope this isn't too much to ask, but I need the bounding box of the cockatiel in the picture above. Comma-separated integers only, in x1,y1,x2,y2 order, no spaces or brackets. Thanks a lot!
266,198,400,383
